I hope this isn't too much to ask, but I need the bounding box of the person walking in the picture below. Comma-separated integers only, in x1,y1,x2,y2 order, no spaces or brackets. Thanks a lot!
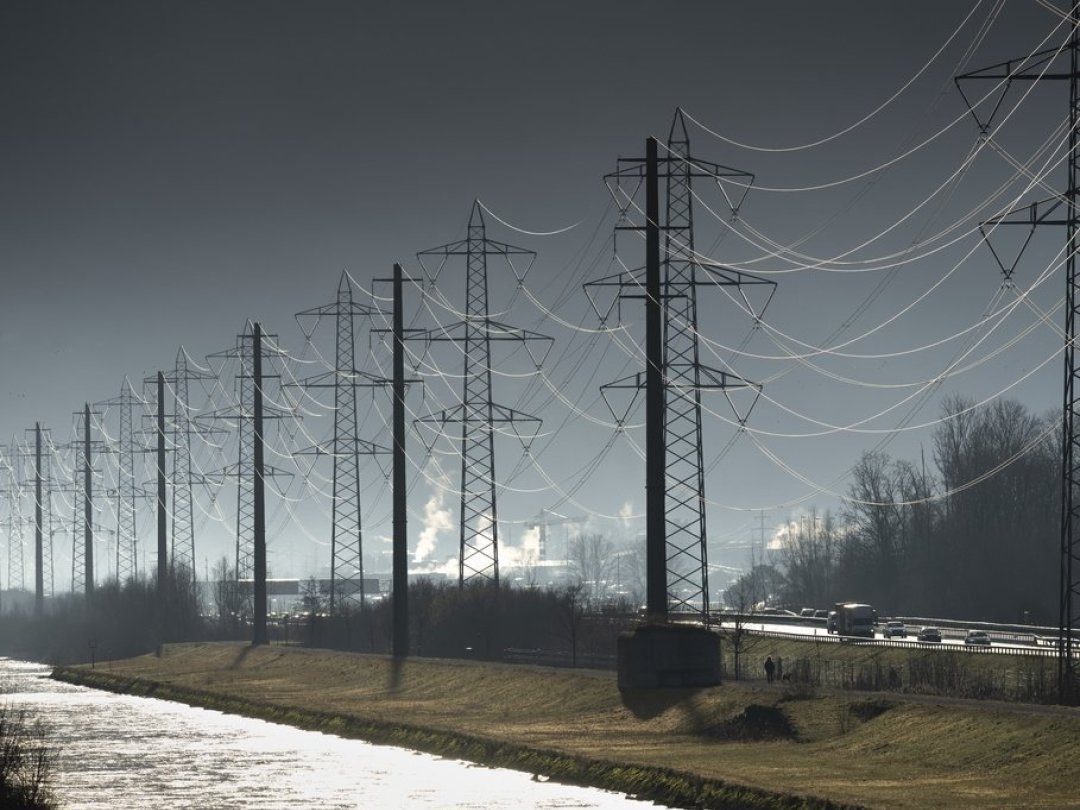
764,655,775,683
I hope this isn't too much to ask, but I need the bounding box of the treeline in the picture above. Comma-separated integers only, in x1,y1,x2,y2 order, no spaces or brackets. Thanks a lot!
762,397,1059,623
0,566,214,665
304,580,635,665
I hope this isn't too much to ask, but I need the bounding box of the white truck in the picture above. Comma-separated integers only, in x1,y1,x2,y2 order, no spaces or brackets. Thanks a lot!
830,602,876,638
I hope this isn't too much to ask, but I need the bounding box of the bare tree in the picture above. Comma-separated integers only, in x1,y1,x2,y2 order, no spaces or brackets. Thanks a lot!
211,556,244,630
568,534,614,603
719,571,762,681
779,508,839,608
553,582,587,667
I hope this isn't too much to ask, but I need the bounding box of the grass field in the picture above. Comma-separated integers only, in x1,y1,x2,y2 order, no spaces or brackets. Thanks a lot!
53,642,1080,809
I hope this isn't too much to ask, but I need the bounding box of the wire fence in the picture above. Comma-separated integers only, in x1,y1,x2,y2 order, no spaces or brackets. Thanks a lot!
725,629,1066,703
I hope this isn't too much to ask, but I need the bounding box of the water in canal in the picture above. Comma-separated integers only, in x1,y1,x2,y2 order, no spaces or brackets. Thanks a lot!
0,658,663,809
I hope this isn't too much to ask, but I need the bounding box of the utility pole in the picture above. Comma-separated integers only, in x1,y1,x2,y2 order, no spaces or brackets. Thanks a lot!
643,137,666,620
393,262,409,657
586,111,773,620
294,271,391,613
252,323,268,646
80,403,93,595
415,201,552,586
957,30,1080,703
157,371,168,595
205,324,288,615
34,424,43,615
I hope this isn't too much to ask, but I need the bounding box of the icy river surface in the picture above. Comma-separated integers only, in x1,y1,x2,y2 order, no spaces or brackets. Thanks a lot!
0,658,663,809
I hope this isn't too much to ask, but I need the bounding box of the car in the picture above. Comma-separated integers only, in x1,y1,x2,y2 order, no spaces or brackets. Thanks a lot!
964,630,992,646
799,608,816,617
881,620,907,639
916,627,942,643
813,609,829,619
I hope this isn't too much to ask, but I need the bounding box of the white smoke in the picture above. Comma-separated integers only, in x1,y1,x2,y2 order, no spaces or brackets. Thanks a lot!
618,500,635,531
518,524,541,557
414,478,453,563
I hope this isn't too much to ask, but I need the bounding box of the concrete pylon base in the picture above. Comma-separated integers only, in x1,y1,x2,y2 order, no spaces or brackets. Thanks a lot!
616,622,722,689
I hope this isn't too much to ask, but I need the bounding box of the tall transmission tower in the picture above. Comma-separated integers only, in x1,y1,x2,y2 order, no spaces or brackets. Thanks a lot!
65,441,85,594
68,404,105,594
586,112,774,618
18,424,54,610
38,427,55,599
294,271,391,613
165,346,219,578
416,201,552,586
957,30,1080,702
3,442,26,591
207,323,289,590
96,379,143,583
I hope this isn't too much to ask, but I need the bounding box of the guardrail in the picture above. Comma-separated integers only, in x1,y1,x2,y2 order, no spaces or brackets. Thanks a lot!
709,611,1076,650
736,627,1079,658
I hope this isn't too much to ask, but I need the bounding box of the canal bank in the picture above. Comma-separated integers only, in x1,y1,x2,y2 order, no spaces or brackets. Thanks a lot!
51,642,1080,809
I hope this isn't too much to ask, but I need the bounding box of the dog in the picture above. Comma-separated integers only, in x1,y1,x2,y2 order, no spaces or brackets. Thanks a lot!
781,673,791,682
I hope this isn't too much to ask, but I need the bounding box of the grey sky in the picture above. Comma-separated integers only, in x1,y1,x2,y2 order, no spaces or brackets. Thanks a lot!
0,1,1071,584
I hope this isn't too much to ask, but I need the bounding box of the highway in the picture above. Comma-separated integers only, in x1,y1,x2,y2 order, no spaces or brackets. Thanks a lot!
714,616,1059,656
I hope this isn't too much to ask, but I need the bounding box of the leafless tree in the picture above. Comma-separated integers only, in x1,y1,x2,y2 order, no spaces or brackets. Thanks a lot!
568,533,614,602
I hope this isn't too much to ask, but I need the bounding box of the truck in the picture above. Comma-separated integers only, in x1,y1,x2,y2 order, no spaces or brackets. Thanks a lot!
829,602,876,638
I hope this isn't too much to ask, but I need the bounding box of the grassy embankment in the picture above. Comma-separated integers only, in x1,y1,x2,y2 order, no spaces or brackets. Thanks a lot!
54,642,1080,809
727,630,1059,702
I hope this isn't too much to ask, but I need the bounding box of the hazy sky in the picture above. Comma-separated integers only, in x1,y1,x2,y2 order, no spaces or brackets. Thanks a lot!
0,1,1073,586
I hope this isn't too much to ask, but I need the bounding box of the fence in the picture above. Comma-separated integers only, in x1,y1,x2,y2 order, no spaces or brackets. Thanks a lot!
726,628,1065,703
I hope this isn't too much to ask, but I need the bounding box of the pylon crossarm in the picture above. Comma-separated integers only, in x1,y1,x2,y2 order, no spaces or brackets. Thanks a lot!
417,238,534,259
293,438,391,457
691,259,774,288
956,47,1070,133
956,47,1062,82
606,154,754,182
983,197,1066,227
202,462,292,485
287,369,392,390
412,319,552,345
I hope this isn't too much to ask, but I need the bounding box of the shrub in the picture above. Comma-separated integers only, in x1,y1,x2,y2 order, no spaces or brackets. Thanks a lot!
0,704,55,809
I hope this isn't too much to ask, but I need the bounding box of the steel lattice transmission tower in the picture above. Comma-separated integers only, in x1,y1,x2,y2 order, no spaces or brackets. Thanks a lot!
66,404,101,595
207,324,289,588
67,442,85,594
586,111,774,618
30,426,56,599
3,443,26,591
167,346,218,578
294,271,390,613
99,378,142,583
957,27,1080,702
416,201,551,585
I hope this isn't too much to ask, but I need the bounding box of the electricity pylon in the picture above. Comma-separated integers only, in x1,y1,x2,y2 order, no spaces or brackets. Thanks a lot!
96,379,143,583
416,201,552,585
585,111,774,619
206,323,290,591
165,346,219,578
66,404,103,595
294,271,391,613
957,29,1080,703
3,442,26,590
